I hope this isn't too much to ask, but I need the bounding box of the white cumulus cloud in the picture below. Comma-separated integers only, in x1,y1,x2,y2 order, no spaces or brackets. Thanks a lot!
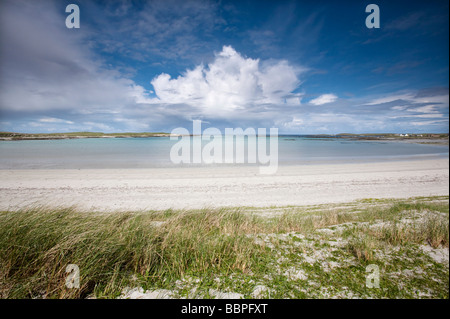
150,46,304,115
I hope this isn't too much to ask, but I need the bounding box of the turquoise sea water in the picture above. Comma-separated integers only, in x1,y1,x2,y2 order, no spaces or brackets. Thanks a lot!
0,137,448,169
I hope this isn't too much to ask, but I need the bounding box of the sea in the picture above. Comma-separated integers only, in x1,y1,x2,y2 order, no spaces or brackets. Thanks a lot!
0,136,448,169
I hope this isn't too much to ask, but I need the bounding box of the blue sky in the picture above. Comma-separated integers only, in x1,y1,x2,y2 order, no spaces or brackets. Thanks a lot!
0,0,448,134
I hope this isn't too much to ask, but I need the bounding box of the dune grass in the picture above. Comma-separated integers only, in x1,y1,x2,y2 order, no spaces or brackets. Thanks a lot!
0,197,448,299
0,208,269,298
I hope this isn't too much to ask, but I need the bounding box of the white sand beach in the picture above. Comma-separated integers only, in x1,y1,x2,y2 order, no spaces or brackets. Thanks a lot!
0,158,448,211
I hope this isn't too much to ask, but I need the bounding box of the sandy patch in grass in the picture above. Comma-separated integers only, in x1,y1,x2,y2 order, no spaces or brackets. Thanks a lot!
119,287,175,299
420,245,449,264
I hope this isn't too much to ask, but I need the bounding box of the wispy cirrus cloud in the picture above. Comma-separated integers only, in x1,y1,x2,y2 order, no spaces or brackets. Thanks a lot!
0,0,150,118
365,94,415,105
83,0,227,64
39,117,74,124
309,94,338,105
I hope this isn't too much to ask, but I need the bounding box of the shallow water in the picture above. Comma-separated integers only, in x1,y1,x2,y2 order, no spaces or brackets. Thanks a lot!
0,136,448,169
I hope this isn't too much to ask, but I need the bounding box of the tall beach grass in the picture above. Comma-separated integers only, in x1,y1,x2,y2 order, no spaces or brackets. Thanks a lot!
0,197,448,299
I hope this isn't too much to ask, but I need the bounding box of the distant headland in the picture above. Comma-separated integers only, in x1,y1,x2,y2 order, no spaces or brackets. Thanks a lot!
0,131,448,145
0,132,171,141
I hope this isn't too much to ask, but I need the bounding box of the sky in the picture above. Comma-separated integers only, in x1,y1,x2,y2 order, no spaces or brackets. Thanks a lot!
0,0,448,134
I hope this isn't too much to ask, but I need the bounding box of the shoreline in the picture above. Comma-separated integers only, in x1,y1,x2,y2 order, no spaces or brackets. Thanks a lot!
1,132,448,146
0,158,448,212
